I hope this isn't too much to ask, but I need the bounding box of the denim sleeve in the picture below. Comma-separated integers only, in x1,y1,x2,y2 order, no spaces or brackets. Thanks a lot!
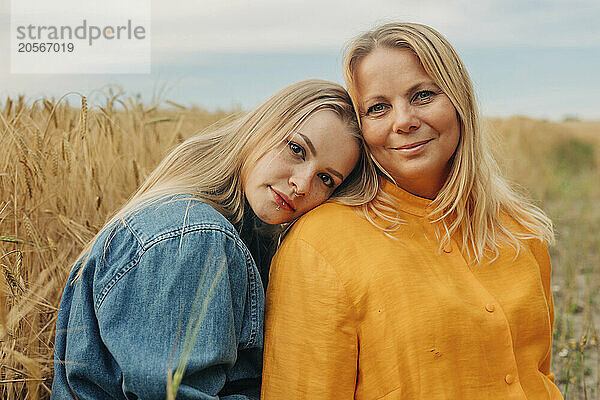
94,227,262,399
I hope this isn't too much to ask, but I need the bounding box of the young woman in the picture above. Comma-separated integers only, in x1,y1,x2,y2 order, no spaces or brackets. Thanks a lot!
262,24,563,399
51,79,378,399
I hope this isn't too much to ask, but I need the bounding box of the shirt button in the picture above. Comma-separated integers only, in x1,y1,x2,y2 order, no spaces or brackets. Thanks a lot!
505,374,515,384
485,304,496,313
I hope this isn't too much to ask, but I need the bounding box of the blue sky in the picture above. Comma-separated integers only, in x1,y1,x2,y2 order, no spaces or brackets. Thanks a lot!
1,0,599,120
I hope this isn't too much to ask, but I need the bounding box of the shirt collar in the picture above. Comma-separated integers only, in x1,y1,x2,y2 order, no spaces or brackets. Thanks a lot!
382,179,433,218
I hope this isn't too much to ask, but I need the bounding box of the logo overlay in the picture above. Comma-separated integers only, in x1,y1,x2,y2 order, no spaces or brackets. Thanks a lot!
11,0,151,73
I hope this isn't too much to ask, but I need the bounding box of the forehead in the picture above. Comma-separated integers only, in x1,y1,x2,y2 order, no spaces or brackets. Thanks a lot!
292,109,350,145
354,47,431,95
292,109,359,166
296,109,344,133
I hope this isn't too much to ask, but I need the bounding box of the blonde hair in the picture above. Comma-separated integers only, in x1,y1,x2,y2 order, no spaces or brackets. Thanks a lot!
343,22,554,262
74,79,378,280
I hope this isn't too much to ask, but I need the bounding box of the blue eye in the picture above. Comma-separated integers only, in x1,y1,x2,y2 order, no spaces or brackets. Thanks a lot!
413,90,436,104
318,173,334,188
288,141,306,160
366,103,388,115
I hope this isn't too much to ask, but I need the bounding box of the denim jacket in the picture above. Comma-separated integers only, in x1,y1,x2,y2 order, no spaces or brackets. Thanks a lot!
52,196,264,399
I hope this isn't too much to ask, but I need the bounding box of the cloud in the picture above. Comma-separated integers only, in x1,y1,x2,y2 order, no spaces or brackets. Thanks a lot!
3,0,598,63
148,0,600,58
1,0,599,119
149,0,465,54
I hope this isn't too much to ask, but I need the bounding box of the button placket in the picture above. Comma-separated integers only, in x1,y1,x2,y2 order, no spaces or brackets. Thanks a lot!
431,227,526,397
465,277,525,396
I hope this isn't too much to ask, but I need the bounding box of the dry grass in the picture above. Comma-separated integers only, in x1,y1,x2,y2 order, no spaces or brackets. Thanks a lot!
0,94,228,399
488,117,600,399
0,96,598,399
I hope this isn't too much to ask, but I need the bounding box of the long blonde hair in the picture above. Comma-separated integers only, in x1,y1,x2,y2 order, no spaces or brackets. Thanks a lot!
343,22,554,262
74,79,378,280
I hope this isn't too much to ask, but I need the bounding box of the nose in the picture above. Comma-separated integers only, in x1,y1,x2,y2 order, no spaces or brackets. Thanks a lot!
289,168,312,196
392,103,420,133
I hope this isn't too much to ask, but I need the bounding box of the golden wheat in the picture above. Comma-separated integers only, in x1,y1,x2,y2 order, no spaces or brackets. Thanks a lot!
0,96,598,399
0,95,230,399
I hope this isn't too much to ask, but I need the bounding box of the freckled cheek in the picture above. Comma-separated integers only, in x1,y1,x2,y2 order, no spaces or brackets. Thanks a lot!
431,101,460,134
302,190,330,211
362,122,389,148
305,179,328,196
268,155,293,180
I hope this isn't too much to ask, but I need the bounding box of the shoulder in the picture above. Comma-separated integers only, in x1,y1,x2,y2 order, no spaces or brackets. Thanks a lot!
122,194,241,248
495,212,552,279
86,195,250,292
497,212,550,254
282,202,386,260
287,202,373,243
271,203,387,315
89,196,256,308
275,202,386,278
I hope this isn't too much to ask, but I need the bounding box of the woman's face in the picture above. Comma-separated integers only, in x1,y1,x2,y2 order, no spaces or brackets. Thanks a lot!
243,109,360,224
354,46,460,199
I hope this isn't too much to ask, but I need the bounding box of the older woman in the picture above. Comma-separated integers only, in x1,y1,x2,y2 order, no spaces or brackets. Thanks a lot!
262,23,562,399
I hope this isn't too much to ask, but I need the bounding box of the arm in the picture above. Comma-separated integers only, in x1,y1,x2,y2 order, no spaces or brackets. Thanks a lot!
261,238,358,398
96,228,262,399
530,239,555,382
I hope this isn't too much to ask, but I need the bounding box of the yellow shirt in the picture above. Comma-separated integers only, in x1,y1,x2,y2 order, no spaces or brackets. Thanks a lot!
262,181,562,399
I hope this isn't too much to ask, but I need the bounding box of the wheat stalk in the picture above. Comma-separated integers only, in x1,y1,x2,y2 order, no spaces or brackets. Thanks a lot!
167,248,227,399
79,96,88,139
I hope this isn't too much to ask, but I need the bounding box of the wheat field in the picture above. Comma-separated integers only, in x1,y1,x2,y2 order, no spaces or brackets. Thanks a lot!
0,94,598,399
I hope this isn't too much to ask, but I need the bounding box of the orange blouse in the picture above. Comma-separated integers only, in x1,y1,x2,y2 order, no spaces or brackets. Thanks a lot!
262,181,563,399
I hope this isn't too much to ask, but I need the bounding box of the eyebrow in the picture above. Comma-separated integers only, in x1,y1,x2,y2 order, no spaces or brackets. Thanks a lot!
406,81,439,96
327,168,344,182
296,132,345,182
297,132,316,155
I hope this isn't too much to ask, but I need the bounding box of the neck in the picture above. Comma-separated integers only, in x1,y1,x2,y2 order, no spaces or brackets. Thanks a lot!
392,163,452,200
393,175,445,200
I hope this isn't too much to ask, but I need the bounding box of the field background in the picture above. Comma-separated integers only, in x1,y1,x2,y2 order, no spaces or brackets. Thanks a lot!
0,95,598,399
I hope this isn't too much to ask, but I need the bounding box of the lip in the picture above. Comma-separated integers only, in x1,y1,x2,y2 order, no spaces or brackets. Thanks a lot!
392,139,433,153
269,187,296,212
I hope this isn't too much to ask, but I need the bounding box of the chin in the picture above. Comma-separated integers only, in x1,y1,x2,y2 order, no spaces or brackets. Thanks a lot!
259,217,278,225
254,210,284,225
